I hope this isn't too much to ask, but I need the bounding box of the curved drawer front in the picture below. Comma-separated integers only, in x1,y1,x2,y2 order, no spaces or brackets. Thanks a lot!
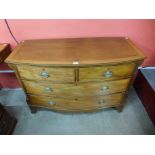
79,62,137,82
28,93,124,110
17,65,74,82
23,78,130,97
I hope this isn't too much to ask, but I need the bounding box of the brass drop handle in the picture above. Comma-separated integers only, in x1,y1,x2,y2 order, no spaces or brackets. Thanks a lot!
98,99,105,104
44,87,53,92
103,70,113,78
40,71,49,78
48,100,55,105
100,86,109,92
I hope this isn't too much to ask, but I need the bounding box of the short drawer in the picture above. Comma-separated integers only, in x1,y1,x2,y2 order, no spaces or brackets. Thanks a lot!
23,78,130,97
28,93,124,110
17,65,74,82
79,62,137,82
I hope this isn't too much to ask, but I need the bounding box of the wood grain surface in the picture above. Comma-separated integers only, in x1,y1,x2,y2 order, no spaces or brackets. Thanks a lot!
6,37,145,65
22,78,130,97
28,93,125,111
5,37,145,112
17,65,74,82
79,62,136,82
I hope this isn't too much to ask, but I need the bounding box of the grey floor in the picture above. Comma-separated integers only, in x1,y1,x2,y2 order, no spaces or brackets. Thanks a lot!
0,87,155,135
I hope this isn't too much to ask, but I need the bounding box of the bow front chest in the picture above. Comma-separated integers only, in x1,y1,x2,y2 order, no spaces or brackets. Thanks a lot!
5,37,145,113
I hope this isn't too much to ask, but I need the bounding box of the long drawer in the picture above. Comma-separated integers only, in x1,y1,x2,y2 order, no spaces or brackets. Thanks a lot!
22,78,130,97
17,65,74,82
79,62,137,82
28,93,125,110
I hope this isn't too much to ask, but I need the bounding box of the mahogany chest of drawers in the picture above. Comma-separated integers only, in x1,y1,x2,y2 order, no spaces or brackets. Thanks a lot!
5,37,145,113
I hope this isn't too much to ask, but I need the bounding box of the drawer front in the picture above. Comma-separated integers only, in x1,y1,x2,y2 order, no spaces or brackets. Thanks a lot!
79,62,137,82
17,65,74,82
28,93,124,110
23,78,130,97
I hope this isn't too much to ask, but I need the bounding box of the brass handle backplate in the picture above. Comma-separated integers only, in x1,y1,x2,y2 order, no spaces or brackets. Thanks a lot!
100,86,109,92
103,70,113,78
40,71,49,78
44,87,53,92
98,99,105,104
48,100,55,105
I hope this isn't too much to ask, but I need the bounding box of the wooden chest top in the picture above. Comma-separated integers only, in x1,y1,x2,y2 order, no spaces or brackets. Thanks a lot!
6,37,145,65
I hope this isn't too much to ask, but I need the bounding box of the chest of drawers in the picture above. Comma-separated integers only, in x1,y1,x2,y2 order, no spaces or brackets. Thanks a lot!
5,37,145,113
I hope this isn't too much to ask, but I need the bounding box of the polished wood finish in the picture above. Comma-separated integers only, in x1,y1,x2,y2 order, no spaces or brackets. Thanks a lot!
17,65,74,82
6,37,145,65
28,93,125,111
79,62,136,82
22,78,130,97
5,37,145,113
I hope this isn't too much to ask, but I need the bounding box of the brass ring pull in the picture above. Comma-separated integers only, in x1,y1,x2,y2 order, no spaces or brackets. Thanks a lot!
48,100,55,105
103,70,113,78
40,71,49,78
100,86,109,92
98,99,105,104
44,87,53,92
